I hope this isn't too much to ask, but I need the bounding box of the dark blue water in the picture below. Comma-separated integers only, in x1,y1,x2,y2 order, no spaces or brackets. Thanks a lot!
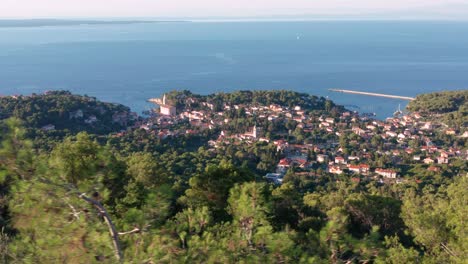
1,21,467,118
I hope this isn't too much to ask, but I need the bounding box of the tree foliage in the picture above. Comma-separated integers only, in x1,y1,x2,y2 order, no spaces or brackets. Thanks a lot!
0,88,466,263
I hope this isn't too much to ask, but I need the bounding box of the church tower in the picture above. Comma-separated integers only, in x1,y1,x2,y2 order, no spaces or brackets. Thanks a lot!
159,94,176,116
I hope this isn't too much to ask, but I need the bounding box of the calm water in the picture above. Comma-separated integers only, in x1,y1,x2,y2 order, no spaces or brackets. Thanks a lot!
1,21,468,118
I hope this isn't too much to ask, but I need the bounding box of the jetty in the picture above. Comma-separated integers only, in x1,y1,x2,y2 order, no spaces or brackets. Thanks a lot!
329,89,415,101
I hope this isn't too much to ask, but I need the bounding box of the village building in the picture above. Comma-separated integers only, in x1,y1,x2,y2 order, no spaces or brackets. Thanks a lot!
445,129,456,135
422,122,433,130
159,94,177,116
328,165,343,174
243,125,261,139
317,154,328,163
437,156,449,164
334,156,347,164
375,168,398,178
352,127,366,136
386,131,397,137
348,164,370,175
277,158,292,171
325,117,335,124
424,157,435,164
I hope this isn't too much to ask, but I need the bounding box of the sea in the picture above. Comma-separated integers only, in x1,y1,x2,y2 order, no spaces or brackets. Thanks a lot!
1,21,468,119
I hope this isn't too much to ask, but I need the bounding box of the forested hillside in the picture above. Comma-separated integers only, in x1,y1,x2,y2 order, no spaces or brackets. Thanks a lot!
163,90,341,113
0,91,134,135
0,90,466,263
407,90,467,114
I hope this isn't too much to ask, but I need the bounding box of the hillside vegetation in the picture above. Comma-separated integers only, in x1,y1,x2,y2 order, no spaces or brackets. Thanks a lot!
407,90,468,127
407,90,467,113
0,90,466,263
0,91,133,135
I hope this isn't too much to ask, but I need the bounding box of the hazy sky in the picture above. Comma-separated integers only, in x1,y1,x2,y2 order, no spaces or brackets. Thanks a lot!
2,0,468,19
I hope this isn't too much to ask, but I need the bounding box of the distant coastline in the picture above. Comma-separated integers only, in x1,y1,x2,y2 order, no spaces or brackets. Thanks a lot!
0,19,189,28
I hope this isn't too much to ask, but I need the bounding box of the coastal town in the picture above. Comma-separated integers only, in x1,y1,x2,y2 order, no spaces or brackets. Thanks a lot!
2,90,466,185
114,91,467,185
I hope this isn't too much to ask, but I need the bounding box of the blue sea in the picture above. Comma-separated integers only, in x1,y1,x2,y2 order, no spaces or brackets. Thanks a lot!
1,21,468,118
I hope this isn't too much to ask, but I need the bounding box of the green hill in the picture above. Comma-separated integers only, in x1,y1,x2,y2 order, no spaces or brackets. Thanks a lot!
408,90,467,114
407,90,467,128
0,91,134,134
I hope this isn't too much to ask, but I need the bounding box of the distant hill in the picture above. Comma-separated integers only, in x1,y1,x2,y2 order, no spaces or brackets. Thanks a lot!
407,90,467,128
407,90,467,114
0,91,135,134
0,19,187,28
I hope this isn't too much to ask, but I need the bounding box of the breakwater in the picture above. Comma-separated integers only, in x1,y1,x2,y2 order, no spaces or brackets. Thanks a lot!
329,89,415,101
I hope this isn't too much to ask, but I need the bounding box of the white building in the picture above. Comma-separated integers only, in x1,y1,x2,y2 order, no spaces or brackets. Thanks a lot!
375,168,397,178
317,154,328,163
329,165,343,174
160,94,177,116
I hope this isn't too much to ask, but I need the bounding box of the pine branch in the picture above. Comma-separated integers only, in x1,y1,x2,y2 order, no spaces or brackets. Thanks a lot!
78,192,123,262
38,177,123,262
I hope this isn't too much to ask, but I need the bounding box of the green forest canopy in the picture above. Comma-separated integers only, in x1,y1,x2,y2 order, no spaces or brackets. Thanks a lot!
0,90,466,263
0,91,132,134
407,90,468,114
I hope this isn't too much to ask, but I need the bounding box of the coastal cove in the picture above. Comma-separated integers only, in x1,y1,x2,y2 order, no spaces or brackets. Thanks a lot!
1,21,468,118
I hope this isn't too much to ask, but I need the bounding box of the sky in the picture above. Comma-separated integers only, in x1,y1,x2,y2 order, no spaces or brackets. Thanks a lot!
1,0,468,19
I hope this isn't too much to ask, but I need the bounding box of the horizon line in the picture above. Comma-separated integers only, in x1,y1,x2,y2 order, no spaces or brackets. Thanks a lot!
1,17,468,22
